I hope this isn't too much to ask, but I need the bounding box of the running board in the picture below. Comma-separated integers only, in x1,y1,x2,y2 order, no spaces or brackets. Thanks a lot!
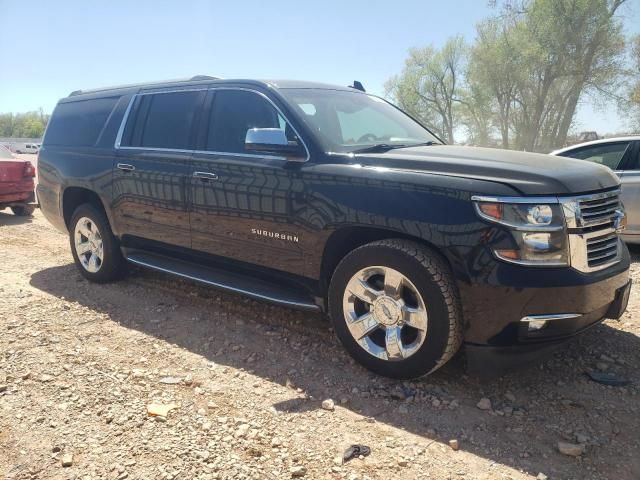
124,250,321,312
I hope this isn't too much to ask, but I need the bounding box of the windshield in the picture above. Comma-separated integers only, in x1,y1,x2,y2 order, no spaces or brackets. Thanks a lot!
280,89,441,153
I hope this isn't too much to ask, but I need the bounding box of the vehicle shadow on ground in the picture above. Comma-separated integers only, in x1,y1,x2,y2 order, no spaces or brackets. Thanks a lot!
29,261,640,479
0,210,33,226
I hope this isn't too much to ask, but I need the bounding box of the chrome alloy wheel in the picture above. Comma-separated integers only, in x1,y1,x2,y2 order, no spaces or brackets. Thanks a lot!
74,217,104,273
342,266,428,361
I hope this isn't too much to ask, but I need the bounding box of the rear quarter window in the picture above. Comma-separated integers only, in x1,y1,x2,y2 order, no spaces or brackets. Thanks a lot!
45,97,118,147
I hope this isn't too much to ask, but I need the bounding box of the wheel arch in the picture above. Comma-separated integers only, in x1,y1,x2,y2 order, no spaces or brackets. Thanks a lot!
318,226,455,298
62,187,112,232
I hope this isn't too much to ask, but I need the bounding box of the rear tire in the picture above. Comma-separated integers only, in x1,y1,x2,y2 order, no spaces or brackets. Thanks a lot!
11,205,35,216
328,239,463,379
69,203,126,283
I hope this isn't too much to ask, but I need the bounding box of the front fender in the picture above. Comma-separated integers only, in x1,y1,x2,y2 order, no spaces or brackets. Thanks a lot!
299,164,519,282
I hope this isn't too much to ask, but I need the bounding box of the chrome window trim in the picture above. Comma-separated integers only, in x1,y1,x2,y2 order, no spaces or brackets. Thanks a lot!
202,86,310,162
114,94,136,149
192,149,287,161
114,86,310,162
116,146,193,154
114,145,287,162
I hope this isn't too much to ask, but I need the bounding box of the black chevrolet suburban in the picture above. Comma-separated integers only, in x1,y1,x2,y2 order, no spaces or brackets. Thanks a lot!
37,76,631,378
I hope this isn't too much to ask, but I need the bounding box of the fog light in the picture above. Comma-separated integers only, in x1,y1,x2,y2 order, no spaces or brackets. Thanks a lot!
527,320,547,332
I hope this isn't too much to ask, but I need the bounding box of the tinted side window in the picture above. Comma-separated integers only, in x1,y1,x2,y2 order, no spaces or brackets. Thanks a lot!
45,97,118,146
123,91,202,150
561,142,630,170
207,90,281,153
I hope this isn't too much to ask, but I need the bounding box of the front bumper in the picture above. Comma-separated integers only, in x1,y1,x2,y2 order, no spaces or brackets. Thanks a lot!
464,277,630,375
459,244,630,350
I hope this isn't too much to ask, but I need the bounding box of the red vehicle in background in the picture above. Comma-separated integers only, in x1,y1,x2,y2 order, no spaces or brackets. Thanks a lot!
0,145,37,216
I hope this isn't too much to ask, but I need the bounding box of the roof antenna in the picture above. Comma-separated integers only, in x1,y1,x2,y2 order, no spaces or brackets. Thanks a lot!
350,81,366,92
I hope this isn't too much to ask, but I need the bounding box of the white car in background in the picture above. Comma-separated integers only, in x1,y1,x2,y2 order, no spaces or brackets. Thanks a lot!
15,143,39,154
552,136,640,244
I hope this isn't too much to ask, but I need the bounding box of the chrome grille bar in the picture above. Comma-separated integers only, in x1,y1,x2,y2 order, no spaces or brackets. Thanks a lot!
560,189,623,273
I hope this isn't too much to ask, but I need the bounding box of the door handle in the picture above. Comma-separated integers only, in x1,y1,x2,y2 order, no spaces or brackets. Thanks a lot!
117,163,135,172
193,171,219,181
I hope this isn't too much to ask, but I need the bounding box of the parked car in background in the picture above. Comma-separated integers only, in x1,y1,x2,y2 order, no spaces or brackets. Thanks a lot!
15,143,40,154
552,136,640,244
0,144,37,216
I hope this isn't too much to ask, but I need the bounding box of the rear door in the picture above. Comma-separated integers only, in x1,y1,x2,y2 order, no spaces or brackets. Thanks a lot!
112,89,206,248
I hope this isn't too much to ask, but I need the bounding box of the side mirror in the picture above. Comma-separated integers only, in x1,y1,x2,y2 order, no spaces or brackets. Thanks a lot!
245,128,306,161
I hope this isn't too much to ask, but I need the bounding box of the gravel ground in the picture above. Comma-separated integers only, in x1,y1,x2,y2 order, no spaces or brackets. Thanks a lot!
1,209,639,480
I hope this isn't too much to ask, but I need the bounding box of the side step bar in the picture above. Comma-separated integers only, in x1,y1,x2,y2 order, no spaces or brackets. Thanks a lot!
124,250,321,312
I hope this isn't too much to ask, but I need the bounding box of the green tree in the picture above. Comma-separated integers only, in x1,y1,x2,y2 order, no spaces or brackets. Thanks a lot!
480,0,628,151
456,81,495,147
627,35,640,130
0,111,49,138
385,36,467,143
0,114,15,137
467,18,520,148
388,0,630,150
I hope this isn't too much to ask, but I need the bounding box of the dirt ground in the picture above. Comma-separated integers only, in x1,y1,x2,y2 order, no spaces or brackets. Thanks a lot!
1,208,639,480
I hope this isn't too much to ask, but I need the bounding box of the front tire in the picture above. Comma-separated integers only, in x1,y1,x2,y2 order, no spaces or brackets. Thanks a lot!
69,204,126,283
11,205,35,216
328,239,463,379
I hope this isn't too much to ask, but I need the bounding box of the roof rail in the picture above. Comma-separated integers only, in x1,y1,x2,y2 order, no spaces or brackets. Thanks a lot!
190,75,219,81
68,75,221,97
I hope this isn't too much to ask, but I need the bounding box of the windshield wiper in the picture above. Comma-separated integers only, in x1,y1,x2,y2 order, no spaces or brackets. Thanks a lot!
351,143,399,153
351,141,439,154
400,141,440,148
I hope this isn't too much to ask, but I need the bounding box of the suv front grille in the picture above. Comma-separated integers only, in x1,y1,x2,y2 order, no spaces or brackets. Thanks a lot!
586,231,618,268
561,189,623,273
578,194,621,227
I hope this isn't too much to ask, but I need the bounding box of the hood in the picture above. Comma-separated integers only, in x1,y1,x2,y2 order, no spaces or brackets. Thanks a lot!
356,145,620,196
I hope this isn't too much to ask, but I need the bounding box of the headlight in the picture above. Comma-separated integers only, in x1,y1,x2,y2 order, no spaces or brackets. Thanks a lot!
472,197,568,266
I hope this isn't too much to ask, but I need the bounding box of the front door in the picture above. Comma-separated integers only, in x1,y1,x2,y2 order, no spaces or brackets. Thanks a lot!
189,88,308,275
112,89,206,248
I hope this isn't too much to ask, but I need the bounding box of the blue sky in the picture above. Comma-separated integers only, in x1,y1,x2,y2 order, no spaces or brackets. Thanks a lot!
0,0,638,136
